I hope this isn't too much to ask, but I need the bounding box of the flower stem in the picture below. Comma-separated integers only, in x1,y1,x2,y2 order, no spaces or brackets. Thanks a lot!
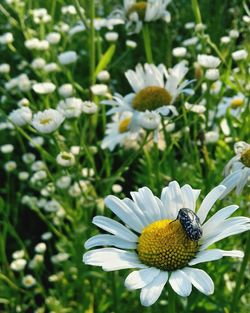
168,287,176,313
142,24,153,63
191,0,202,24
231,232,250,312
89,0,96,86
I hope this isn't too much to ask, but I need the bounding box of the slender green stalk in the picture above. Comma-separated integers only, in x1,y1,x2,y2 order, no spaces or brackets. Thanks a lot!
191,0,202,24
89,0,96,86
142,24,153,63
74,0,89,30
168,287,176,313
231,232,250,312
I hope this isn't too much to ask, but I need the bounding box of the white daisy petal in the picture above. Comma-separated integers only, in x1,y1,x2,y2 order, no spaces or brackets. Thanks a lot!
122,198,149,228
104,195,144,233
202,205,239,240
92,216,138,242
189,249,224,265
197,185,226,224
183,268,214,295
181,184,200,211
169,270,192,297
219,170,242,199
84,234,137,250
83,248,146,271
140,271,169,307
125,268,160,290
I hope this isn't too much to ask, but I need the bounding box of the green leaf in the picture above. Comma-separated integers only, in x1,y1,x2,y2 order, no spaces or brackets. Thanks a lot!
94,44,116,77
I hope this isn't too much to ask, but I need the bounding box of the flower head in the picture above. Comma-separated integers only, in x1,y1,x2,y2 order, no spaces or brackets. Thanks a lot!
83,181,249,306
220,141,250,197
32,109,64,133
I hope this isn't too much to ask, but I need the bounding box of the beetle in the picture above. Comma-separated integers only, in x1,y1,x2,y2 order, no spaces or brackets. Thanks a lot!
177,208,203,241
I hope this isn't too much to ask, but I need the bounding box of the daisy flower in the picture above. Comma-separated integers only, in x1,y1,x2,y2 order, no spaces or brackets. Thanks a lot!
220,141,250,198
114,0,171,34
104,62,192,119
216,93,246,118
32,109,65,134
83,181,249,306
101,112,142,151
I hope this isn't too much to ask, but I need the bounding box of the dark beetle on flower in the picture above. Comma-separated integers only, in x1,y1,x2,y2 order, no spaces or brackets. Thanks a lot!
177,208,203,241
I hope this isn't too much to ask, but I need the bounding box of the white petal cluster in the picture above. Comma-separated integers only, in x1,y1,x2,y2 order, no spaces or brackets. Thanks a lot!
32,109,65,133
9,107,32,126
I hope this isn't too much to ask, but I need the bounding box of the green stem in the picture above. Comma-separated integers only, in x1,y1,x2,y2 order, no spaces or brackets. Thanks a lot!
142,24,153,63
89,0,96,86
231,232,250,312
168,286,176,313
191,0,202,24
74,0,89,30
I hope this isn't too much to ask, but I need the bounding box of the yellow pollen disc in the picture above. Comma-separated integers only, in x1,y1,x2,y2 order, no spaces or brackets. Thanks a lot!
40,118,52,125
127,2,147,20
138,219,199,271
230,98,244,109
119,117,131,133
241,148,250,167
61,153,72,160
132,86,172,112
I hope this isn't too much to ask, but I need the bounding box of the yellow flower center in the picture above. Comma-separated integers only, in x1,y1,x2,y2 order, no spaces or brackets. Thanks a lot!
61,153,72,160
119,117,131,133
40,118,52,125
241,148,250,167
132,86,172,112
230,98,244,109
137,219,199,271
127,2,147,20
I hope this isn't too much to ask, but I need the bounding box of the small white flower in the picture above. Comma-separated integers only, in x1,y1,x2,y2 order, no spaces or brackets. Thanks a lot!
9,107,32,127
91,84,108,96
18,171,29,181
58,51,78,65
232,49,248,61
205,69,220,81
32,109,64,134
56,152,75,167
34,242,47,254
31,58,46,70
205,131,219,144
138,111,160,130
32,82,56,95
41,232,53,241
97,70,110,82
172,47,187,58
44,63,59,73
1,144,14,154
0,63,10,74
220,36,230,44
51,252,70,263
22,275,36,288
4,161,17,172
70,146,81,155
10,258,27,271
56,176,72,189
105,31,119,42
12,250,25,259
198,54,221,68
229,30,239,39
58,84,73,98
57,97,83,118
126,40,137,49
82,101,98,114
46,32,61,44
0,32,14,44
112,184,123,193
